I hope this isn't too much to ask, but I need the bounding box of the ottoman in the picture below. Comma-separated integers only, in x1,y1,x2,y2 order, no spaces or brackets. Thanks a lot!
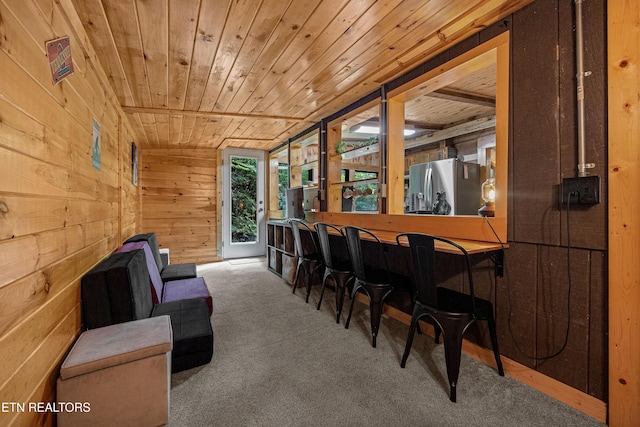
163,277,213,315
152,298,213,373
56,316,172,427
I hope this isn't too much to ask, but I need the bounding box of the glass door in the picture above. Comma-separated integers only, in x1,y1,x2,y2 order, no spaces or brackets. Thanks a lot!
222,148,266,259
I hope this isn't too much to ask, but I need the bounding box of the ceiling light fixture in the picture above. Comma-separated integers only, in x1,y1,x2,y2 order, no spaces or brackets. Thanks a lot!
353,125,416,136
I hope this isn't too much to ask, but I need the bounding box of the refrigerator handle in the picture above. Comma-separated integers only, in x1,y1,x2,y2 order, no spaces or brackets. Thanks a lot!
425,167,433,209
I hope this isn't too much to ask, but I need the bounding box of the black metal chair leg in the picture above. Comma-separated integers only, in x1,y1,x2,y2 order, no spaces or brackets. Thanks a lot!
434,322,442,344
335,276,351,323
367,286,391,348
316,276,328,310
440,318,470,403
344,282,362,329
304,267,313,303
400,313,421,368
334,277,344,323
292,262,302,295
487,315,505,376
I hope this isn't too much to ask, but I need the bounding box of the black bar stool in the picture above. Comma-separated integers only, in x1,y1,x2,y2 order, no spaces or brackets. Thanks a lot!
313,222,355,323
396,232,504,402
288,219,323,303
341,225,394,348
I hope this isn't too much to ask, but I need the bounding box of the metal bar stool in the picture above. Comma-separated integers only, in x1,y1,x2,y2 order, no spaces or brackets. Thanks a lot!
341,225,394,348
314,222,355,323
396,232,504,402
288,218,323,303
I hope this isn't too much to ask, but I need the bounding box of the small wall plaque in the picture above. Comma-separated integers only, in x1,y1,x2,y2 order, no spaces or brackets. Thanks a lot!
92,118,101,170
46,36,74,85
132,142,138,185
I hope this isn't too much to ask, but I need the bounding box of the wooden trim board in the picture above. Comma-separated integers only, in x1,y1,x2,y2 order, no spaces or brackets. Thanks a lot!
607,0,640,425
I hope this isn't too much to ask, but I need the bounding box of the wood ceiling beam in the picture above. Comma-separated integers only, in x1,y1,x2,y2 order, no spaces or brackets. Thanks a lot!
404,115,496,149
428,88,496,108
121,106,307,122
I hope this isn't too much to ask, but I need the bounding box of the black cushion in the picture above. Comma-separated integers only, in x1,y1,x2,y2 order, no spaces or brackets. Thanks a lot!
152,298,214,372
160,263,197,281
81,250,153,330
81,253,121,330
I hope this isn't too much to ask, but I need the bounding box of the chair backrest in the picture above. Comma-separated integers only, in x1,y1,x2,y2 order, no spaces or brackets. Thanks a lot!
124,232,164,273
396,232,476,312
341,226,390,283
288,218,319,259
313,222,344,270
81,249,153,330
116,241,164,304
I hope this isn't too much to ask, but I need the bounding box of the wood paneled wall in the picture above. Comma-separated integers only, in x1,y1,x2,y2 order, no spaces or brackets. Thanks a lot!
0,1,139,425
500,0,607,401
138,149,219,264
608,0,640,425
0,0,613,424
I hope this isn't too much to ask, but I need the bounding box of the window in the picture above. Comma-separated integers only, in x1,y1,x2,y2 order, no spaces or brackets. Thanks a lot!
386,33,508,231
327,102,381,213
268,145,288,218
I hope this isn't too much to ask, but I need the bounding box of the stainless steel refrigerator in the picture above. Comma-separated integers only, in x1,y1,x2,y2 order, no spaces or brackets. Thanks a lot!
406,158,480,215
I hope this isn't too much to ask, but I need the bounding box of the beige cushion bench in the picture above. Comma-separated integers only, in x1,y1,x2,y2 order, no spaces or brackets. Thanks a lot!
56,315,172,426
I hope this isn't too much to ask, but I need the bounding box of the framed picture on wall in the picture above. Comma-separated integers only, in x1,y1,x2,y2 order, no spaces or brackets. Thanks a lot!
132,142,138,186
92,118,101,170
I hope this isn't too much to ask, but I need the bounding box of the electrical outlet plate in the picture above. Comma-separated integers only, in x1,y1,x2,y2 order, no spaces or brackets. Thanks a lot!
561,176,600,204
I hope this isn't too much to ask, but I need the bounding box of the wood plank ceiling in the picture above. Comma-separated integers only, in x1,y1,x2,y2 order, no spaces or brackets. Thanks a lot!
71,0,530,151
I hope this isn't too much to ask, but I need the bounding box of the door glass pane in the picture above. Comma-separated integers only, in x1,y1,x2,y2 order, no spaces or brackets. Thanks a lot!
231,156,258,243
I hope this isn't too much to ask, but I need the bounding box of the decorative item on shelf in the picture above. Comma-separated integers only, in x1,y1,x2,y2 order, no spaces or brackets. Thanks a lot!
358,136,379,148
336,141,348,154
336,136,378,155
432,191,452,215
478,177,495,217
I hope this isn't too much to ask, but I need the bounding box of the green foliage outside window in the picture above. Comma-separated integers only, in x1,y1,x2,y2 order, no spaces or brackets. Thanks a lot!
231,157,258,242
347,170,378,211
277,164,288,210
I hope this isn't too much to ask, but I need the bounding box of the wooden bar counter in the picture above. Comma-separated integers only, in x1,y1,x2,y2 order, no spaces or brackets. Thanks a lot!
308,212,508,256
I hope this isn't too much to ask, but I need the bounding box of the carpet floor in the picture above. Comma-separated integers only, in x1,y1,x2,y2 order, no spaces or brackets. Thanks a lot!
168,257,605,427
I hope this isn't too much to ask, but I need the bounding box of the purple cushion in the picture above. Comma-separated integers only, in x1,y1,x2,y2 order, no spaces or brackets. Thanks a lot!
162,278,212,315
117,241,164,304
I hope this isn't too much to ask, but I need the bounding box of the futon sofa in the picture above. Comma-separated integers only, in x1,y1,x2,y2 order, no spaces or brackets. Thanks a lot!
81,249,213,372
125,232,197,282
116,240,213,315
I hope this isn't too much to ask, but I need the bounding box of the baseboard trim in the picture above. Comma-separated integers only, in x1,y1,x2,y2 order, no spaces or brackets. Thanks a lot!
377,301,607,424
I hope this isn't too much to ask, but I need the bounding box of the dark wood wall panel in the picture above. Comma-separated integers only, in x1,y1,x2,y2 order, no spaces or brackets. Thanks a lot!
588,250,607,399
498,0,607,401
496,242,537,368
535,245,590,391
558,0,607,251
511,1,561,245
